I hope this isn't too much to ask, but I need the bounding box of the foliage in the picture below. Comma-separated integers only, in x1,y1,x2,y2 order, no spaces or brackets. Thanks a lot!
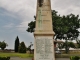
62,41,75,53
18,42,26,53
58,43,63,49
70,56,80,60
14,36,19,52
0,41,8,50
0,57,10,60
27,42,33,54
76,40,80,48
27,10,80,40
69,42,76,48
27,21,35,33
52,10,80,40
0,42,1,47
27,10,80,54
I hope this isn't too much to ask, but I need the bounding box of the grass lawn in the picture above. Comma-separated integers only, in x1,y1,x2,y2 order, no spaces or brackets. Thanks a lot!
0,52,33,58
0,52,80,58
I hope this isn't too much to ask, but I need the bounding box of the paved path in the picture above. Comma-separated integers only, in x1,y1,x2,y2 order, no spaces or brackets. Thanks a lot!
56,58,70,60
10,57,70,60
10,57,31,60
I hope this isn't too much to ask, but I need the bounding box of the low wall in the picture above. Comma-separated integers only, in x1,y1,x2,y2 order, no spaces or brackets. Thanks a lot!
61,49,80,53
0,49,14,53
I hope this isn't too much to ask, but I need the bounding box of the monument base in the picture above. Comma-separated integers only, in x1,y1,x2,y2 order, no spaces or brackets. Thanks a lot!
34,36,55,60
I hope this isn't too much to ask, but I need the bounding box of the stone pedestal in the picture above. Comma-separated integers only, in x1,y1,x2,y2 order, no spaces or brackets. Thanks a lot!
34,0,55,60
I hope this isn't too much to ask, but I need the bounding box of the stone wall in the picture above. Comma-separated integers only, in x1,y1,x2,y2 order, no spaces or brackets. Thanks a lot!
61,50,80,53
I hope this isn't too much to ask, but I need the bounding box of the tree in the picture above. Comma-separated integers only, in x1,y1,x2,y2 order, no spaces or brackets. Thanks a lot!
52,11,80,40
0,42,1,47
27,10,80,40
27,42,33,54
18,41,26,53
76,39,80,48
27,10,80,54
58,43,63,52
14,36,19,52
27,21,35,33
0,41,8,50
62,41,75,53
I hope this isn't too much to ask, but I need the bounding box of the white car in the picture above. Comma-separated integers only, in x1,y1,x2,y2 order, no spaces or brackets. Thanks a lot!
55,50,61,54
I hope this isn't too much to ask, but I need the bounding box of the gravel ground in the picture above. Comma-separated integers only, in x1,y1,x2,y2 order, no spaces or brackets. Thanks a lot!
10,57,70,60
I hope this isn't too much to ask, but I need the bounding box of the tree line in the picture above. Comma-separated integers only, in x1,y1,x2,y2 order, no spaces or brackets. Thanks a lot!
0,36,33,53
14,36,33,53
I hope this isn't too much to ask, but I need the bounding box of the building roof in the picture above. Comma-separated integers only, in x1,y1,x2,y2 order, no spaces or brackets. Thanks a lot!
54,40,64,43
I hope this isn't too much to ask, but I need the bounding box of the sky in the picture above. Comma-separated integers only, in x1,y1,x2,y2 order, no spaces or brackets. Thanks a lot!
0,0,80,49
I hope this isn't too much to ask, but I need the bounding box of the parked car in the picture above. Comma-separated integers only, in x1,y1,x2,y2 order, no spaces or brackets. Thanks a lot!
55,50,61,54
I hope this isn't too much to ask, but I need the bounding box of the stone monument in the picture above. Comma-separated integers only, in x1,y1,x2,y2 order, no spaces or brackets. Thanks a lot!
34,0,55,60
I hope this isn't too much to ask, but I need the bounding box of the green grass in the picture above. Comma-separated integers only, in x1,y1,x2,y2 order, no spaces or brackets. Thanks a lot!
0,52,33,58
0,52,80,58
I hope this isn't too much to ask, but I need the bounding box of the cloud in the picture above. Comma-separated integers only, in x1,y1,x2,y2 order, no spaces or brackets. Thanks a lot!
0,0,36,18
51,0,80,15
0,0,36,32
3,23,14,28
1,0,79,32
0,8,18,19
0,0,80,49
16,21,28,32
0,0,80,32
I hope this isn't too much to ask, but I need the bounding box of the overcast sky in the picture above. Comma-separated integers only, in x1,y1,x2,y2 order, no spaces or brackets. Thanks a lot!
0,0,80,49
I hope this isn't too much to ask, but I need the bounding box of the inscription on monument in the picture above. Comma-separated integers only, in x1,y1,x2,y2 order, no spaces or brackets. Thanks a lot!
35,36,54,60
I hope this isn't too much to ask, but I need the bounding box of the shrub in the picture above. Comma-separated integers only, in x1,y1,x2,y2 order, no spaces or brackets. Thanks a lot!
18,42,26,53
0,57,10,60
0,41,8,50
70,56,80,60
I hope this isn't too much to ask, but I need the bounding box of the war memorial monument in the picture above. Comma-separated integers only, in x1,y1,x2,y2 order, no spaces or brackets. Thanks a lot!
34,0,55,60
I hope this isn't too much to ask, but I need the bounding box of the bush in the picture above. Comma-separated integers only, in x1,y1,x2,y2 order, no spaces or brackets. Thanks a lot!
18,42,26,53
70,56,80,60
0,41,8,50
0,57,10,60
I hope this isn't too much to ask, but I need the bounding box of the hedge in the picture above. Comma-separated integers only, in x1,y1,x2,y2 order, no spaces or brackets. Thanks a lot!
0,57,10,60
70,56,80,60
